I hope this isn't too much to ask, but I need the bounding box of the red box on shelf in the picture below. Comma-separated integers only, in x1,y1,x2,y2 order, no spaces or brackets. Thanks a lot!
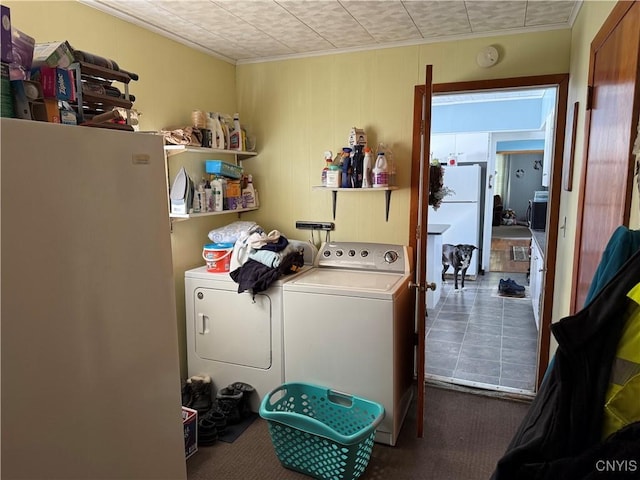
34,66,75,101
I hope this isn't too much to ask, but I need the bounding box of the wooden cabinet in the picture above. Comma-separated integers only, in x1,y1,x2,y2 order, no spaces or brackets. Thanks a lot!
529,236,544,330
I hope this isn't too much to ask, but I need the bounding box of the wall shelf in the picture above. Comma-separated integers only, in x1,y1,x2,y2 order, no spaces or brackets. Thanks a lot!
164,144,257,160
164,144,258,225
312,186,398,221
169,206,259,221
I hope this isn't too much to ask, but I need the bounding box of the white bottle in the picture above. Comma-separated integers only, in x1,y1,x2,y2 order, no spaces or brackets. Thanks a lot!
211,177,224,212
202,182,213,212
362,147,373,188
209,112,225,149
242,174,257,208
230,113,242,151
220,113,230,150
372,152,389,188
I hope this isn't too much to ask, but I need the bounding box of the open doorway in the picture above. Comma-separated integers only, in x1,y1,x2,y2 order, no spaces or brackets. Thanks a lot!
410,75,568,397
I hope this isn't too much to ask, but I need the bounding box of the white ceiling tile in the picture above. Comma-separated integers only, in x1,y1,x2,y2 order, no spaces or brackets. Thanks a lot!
82,0,581,63
342,1,422,43
525,1,575,26
404,1,471,37
216,1,335,53
466,0,527,32
278,0,376,48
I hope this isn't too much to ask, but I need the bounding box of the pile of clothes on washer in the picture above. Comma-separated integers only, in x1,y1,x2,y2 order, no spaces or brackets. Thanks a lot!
209,221,305,296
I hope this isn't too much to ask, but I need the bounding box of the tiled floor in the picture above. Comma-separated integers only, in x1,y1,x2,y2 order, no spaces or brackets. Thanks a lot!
425,270,538,394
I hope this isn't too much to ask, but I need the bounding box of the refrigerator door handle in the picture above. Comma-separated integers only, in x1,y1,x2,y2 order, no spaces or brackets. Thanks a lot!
197,313,210,334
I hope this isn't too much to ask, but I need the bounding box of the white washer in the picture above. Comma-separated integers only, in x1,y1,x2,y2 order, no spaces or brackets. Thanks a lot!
282,241,414,446
185,240,316,412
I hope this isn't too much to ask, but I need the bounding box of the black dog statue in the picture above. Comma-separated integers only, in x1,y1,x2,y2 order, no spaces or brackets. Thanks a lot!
442,244,477,290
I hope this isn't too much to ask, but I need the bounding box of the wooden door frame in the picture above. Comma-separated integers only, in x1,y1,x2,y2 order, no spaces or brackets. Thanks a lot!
570,0,640,314
409,74,569,390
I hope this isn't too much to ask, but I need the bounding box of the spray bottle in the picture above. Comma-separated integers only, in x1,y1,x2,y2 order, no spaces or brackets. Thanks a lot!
321,151,333,186
362,147,373,188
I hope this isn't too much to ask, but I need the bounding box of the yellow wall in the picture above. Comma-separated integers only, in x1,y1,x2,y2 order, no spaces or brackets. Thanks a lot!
5,0,626,373
548,0,619,357
236,30,571,245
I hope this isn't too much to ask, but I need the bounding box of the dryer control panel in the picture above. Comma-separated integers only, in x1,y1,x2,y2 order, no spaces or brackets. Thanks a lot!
315,242,412,274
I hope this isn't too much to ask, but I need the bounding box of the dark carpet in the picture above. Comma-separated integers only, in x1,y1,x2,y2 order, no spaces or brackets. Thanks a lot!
186,384,530,480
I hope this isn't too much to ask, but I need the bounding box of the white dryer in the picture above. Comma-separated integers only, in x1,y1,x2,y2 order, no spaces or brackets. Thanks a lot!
282,241,414,446
185,240,316,412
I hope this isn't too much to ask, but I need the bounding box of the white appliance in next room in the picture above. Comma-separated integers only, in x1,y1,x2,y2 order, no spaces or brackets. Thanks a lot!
1,119,186,479
428,164,482,277
282,242,414,446
185,240,317,412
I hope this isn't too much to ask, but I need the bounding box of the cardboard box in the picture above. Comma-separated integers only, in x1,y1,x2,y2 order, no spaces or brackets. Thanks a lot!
33,66,76,101
1,6,12,64
9,79,31,119
31,98,60,123
32,41,74,68
182,407,198,460
9,28,34,80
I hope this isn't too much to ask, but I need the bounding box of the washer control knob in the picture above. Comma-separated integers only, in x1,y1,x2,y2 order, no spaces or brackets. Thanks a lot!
361,250,369,258
384,250,399,264
323,250,331,257
335,250,343,257
348,249,356,257
197,292,204,300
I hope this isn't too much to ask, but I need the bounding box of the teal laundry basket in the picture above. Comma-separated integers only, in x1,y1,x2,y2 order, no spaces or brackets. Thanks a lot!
259,382,384,480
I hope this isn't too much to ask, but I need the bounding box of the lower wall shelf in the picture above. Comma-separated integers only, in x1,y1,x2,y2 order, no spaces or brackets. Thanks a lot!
170,207,258,221
312,186,398,221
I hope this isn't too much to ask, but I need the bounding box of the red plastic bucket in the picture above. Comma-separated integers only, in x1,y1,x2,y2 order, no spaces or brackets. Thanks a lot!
202,243,233,273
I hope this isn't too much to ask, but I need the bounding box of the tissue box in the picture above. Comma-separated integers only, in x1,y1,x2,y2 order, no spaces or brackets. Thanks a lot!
32,40,74,68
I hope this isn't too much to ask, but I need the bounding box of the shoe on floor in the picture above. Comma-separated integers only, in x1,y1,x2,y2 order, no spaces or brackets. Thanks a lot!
197,415,219,446
229,382,255,418
499,278,525,292
188,374,213,415
181,380,193,407
498,285,526,298
216,386,243,425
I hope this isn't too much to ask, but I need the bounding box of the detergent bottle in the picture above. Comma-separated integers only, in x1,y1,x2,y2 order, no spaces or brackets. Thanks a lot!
242,174,257,208
372,151,389,188
230,113,242,150
211,176,224,211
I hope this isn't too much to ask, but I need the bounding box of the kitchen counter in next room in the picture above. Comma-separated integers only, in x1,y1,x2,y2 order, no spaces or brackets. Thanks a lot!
426,224,450,309
530,229,546,257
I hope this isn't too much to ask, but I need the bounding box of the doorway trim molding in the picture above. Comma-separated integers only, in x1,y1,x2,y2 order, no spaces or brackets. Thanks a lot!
410,73,569,390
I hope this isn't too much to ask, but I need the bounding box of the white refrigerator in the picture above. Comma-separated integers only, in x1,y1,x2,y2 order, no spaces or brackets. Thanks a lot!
1,119,187,479
428,164,482,277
